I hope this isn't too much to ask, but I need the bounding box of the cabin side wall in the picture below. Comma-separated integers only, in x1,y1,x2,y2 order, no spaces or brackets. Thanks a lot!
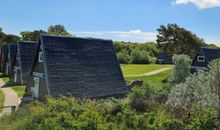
27,47,48,99
13,51,22,84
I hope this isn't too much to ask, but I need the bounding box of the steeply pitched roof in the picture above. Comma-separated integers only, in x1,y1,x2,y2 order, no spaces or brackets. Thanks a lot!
192,47,220,68
0,45,8,72
17,41,38,83
40,35,128,98
8,44,17,66
156,52,172,64
200,47,220,62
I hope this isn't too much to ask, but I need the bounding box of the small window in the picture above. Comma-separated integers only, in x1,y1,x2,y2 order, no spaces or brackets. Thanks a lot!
38,52,43,62
197,56,205,62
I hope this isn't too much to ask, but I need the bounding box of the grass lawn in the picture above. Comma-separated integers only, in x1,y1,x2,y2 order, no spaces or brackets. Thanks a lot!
125,70,173,91
11,85,26,97
121,64,173,76
0,89,4,112
1,76,26,97
2,77,10,83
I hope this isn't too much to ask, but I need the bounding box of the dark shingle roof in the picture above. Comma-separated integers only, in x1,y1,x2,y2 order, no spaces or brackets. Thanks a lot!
156,52,172,64
8,44,17,66
192,47,220,68
18,41,38,83
0,45,8,72
201,47,220,62
41,35,128,98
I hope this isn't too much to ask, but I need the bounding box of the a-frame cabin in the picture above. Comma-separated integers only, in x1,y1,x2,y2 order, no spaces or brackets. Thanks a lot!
13,41,38,84
26,35,128,99
191,47,220,71
155,52,172,64
0,45,8,74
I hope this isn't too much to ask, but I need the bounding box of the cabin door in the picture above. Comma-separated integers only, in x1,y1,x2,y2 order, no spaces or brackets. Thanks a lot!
34,77,40,98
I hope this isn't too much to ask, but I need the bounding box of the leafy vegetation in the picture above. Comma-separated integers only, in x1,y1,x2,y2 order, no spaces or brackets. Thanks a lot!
172,54,192,83
47,24,71,36
0,94,174,130
20,24,71,41
1,61,220,129
114,42,160,64
20,30,46,41
121,64,172,76
0,27,20,45
0,89,4,112
157,23,206,59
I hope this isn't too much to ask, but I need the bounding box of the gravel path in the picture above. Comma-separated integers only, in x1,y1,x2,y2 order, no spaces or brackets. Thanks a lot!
0,79,20,117
124,67,172,77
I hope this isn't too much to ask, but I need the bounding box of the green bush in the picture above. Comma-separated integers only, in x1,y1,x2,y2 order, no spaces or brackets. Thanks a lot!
172,54,192,83
113,41,159,64
130,49,152,64
117,51,130,64
186,108,220,130
161,119,184,130
128,84,152,112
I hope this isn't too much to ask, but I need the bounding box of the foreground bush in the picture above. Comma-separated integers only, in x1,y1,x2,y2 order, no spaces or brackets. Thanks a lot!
172,54,192,83
0,95,175,130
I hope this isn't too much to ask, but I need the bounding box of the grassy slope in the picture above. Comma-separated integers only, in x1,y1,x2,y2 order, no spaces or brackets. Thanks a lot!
121,64,172,76
0,73,5,112
11,86,26,97
0,89,4,112
125,69,173,91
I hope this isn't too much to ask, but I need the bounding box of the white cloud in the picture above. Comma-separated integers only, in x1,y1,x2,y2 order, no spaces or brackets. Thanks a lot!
172,0,220,9
72,30,157,43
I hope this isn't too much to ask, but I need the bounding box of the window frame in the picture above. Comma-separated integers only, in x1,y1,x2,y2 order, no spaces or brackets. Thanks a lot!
38,51,43,62
197,56,205,62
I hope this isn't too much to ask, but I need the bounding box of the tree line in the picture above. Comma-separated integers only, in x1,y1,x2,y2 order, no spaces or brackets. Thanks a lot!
1,23,218,62
0,24,70,45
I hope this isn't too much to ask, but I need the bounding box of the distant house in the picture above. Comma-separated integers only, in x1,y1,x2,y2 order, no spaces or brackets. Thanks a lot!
13,41,38,84
191,47,220,71
26,35,128,99
5,44,17,77
155,52,172,64
0,45,8,73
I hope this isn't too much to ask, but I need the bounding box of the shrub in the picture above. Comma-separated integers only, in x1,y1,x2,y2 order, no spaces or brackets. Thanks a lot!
160,119,184,130
186,108,220,130
117,51,130,64
128,84,152,112
130,49,151,64
172,54,192,83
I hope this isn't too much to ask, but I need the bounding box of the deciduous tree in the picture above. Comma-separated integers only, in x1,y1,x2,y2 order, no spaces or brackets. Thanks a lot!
20,30,46,41
47,24,71,36
157,24,206,59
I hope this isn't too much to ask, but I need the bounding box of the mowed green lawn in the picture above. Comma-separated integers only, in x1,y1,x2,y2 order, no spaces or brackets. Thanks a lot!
121,64,173,91
0,89,4,112
120,64,172,76
11,86,26,97
125,70,173,91
2,77,26,97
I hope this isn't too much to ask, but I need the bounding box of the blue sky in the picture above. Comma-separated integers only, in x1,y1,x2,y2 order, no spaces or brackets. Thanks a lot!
0,0,220,44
